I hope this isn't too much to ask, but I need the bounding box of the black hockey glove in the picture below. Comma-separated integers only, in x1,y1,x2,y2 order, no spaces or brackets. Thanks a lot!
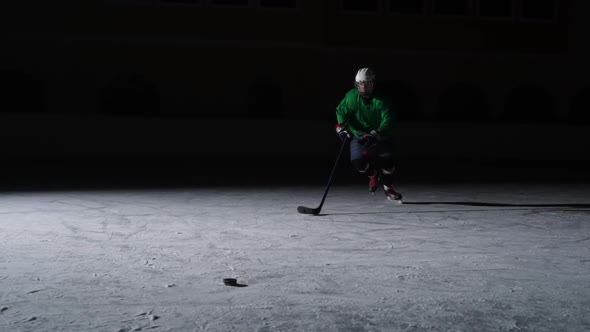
358,130,382,147
335,123,351,142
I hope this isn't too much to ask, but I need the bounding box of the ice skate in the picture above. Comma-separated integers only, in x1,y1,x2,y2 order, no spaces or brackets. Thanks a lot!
384,185,403,203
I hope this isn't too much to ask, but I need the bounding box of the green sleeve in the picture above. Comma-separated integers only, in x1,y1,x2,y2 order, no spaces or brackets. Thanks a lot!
335,96,360,138
377,97,395,138
335,97,348,125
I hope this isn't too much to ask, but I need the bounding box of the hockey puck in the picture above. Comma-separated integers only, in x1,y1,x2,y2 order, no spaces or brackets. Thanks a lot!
223,278,238,286
223,278,248,287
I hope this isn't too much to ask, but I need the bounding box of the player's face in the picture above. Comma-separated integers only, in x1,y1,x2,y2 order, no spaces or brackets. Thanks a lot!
356,81,374,96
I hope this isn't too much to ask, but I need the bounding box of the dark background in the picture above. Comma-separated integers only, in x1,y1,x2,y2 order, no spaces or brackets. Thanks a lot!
1,0,589,189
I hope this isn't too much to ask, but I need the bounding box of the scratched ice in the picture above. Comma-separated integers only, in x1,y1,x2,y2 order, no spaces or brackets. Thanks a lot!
1,181,589,331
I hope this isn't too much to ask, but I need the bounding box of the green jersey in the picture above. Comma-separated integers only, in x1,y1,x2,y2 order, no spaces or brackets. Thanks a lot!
335,88,395,139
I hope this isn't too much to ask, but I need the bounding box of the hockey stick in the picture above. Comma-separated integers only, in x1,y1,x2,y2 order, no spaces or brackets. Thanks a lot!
297,136,349,215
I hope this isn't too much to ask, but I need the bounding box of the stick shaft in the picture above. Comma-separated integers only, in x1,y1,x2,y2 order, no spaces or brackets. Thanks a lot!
314,137,349,214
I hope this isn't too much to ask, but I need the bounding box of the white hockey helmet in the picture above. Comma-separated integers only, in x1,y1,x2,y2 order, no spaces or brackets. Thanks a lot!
355,67,376,83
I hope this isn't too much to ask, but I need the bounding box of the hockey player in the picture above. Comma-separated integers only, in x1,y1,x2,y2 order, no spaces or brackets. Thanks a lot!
335,67,403,202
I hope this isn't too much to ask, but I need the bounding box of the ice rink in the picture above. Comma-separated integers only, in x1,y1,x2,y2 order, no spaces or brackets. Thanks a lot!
1,164,589,331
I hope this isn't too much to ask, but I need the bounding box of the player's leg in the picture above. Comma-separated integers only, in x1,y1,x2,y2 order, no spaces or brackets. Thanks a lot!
350,139,378,192
376,141,403,202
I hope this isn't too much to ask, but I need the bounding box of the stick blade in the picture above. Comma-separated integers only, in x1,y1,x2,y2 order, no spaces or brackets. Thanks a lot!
297,206,320,215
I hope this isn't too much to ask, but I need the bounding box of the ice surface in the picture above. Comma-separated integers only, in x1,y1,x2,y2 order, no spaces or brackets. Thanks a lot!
1,182,589,331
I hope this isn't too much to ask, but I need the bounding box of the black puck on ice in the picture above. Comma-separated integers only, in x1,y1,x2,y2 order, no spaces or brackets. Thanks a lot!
223,278,238,286
223,278,248,287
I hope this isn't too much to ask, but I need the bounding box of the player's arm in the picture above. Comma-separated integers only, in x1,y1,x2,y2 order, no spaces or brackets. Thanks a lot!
335,98,358,139
376,98,394,138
